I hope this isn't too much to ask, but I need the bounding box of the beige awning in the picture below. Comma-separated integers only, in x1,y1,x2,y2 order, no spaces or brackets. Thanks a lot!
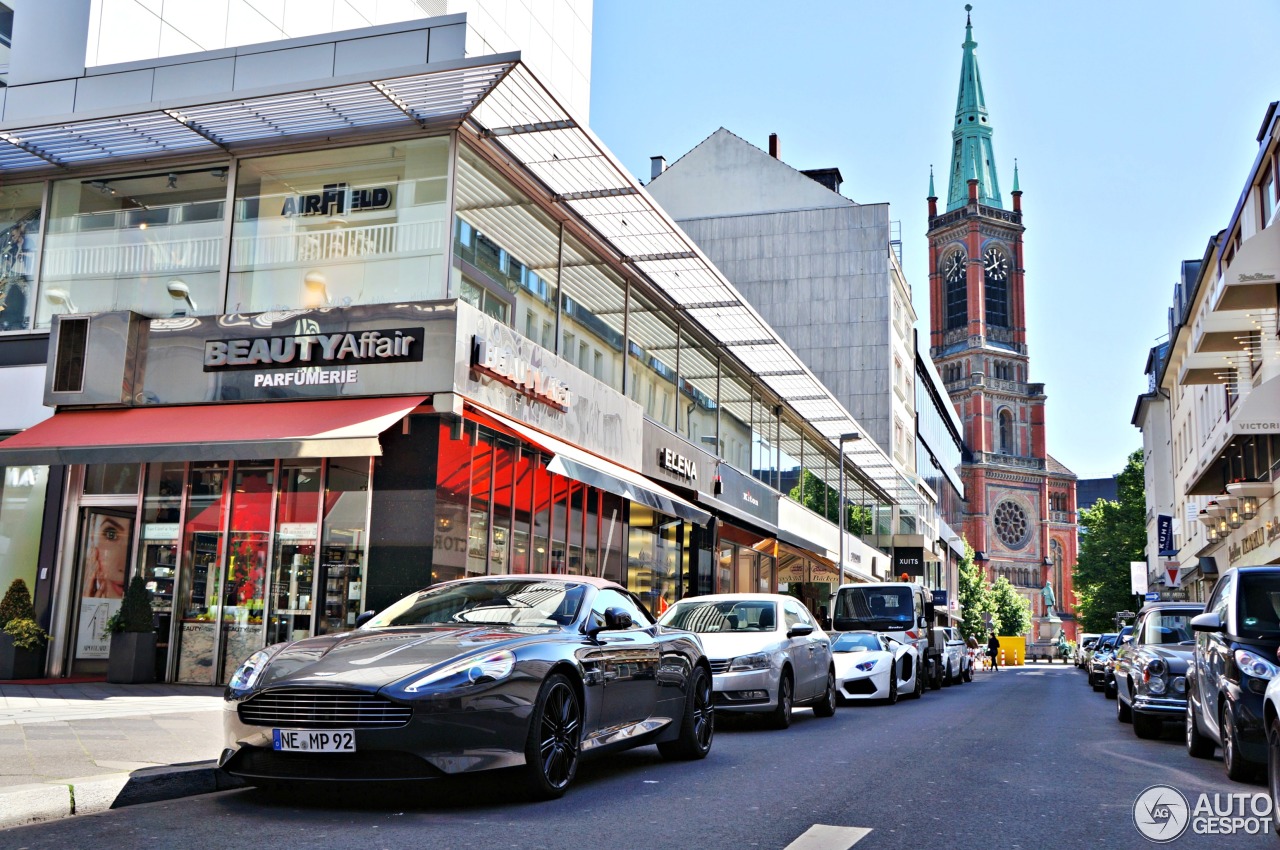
1213,224,1280,312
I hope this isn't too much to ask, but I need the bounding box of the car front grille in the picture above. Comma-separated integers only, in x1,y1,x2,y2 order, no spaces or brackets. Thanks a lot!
228,748,442,780
842,679,877,696
238,687,412,729
708,659,731,674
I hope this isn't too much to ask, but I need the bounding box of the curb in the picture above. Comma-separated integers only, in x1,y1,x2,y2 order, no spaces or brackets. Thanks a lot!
0,762,244,830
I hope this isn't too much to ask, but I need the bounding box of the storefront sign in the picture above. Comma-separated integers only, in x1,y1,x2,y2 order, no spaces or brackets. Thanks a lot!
1229,525,1269,565
893,547,924,578
657,448,698,482
470,336,573,411
143,523,179,541
931,590,948,609
280,182,392,217
278,523,318,539
703,461,779,528
1157,515,1173,552
204,329,422,372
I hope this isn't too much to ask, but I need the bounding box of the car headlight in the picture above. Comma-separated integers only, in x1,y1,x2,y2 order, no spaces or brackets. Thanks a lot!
228,647,277,691
729,652,770,672
1172,676,1187,694
404,650,516,693
1147,676,1167,695
855,660,878,672
1234,648,1280,680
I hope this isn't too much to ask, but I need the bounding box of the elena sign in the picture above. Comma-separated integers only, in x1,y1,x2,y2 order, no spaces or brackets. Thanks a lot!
203,328,423,372
658,448,698,482
470,336,573,411
280,183,392,217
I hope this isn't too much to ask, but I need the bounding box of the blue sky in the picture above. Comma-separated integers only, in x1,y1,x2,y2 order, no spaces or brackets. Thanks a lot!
588,0,1280,481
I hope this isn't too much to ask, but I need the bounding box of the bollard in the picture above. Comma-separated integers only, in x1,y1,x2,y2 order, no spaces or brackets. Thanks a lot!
1014,651,1019,666
1000,649,1006,668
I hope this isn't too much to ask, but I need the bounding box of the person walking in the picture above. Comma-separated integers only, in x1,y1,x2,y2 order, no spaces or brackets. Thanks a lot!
987,631,1001,672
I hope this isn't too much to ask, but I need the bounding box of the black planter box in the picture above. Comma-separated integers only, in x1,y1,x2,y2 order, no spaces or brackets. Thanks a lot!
0,632,45,680
107,632,157,684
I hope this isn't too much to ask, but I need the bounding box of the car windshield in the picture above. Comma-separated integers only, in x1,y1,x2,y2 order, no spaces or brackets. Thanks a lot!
831,633,882,653
1240,573,1280,636
1142,611,1198,645
366,579,587,629
833,587,914,629
659,600,778,633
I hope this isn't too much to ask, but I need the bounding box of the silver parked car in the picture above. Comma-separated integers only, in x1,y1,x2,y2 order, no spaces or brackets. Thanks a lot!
658,593,837,728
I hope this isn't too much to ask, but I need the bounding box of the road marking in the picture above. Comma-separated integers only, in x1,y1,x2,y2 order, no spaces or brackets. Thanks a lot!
783,824,871,850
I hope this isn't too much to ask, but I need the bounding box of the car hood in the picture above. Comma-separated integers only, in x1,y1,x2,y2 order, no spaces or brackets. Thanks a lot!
252,625,558,690
1145,644,1194,670
833,650,891,677
696,632,783,661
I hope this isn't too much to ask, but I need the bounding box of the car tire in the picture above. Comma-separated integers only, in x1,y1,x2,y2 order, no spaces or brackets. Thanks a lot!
912,661,926,699
1117,690,1132,723
1133,711,1163,740
658,665,714,761
963,662,973,683
523,672,581,800
1104,677,1117,700
929,660,943,690
1267,716,1280,834
1186,698,1215,759
769,670,794,730
887,668,899,705
813,668,837,718
1222,703,1256,782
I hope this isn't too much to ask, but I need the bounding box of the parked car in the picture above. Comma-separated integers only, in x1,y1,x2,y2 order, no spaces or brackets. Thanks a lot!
830,630,920,704
939,626,972,684
832,581,943,692
221,575,714,799
1188,566,1280,781
1260,675,1280,827
1114,603,1203,738
658,593,836,728
1076,634,1100,669
1102,626,1134,698
1087,633,1118,689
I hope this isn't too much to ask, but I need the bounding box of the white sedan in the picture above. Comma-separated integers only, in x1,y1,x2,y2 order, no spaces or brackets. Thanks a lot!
658,593,836,729
831,631,921,704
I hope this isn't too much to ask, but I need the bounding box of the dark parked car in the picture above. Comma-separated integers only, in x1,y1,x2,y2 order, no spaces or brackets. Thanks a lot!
220,575,714,798
1114,602,1203,738
1088,633,1118,690
1188,566,1280,781
1102,625,1134,698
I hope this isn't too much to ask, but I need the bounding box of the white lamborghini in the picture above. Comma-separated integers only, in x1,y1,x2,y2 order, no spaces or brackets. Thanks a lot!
831,630,922,704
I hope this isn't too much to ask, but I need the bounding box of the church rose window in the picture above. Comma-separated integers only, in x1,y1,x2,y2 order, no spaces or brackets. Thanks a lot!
993,499,1029,548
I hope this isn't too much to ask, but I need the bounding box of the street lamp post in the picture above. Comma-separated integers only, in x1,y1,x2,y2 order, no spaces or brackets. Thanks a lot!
837,432,861,578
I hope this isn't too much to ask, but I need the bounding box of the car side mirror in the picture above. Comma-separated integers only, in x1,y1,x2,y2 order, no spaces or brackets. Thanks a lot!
1190,612,1223,633
787,624,814,638
354,610,377,628
587,606,633,639
925,602,936,620
918,617,929,629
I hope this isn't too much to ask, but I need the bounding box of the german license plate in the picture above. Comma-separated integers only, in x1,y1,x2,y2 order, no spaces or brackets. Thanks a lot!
272,729,356,752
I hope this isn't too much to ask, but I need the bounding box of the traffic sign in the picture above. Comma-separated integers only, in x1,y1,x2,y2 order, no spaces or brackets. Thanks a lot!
1144,592,1160,602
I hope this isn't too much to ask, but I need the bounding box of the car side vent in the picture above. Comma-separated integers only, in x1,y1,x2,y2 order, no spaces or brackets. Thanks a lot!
52,317,89,393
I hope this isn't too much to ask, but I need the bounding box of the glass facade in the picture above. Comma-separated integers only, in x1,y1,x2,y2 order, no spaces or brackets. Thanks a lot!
229,137,450,313
0,464,48,596
0,182,42,331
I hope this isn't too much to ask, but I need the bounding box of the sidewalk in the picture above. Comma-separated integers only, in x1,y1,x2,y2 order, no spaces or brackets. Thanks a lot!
0,680,241,828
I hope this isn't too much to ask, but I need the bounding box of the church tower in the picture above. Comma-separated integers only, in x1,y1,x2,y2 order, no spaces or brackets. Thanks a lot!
926,5,1079,638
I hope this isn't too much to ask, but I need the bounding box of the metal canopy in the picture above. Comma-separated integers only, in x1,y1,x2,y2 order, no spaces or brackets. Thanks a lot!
0,57,910,505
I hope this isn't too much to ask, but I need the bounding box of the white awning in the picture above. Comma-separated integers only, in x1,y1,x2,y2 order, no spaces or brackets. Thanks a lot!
1213,224,1280,312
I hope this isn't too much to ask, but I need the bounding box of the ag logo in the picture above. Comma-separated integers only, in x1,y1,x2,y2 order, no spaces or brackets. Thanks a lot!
1133,784,1189,843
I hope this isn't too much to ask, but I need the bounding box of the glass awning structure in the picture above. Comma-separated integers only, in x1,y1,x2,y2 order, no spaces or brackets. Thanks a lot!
0,56,912,505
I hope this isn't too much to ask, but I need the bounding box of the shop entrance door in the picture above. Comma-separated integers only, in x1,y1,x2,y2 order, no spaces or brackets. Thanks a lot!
66,507,136,677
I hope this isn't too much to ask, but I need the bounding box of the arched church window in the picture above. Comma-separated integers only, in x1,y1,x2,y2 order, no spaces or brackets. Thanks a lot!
998,408,1014,455
984,246,1009,328
943,249,967,330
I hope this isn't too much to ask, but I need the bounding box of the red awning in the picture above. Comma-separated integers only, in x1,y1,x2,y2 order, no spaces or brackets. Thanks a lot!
0,396,429,466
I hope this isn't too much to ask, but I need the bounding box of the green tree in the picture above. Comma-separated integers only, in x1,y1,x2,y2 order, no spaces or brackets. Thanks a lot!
956,541,990,641
788,469,871,535
1073,450,1145,633
990,575,1032,636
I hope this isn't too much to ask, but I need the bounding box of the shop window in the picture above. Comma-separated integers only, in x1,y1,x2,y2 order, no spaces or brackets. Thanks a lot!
628,504,681,614
267,459,321,645
175,462,228,685
228,136,449,313
0,464,48,606
318,458,370,634
82,463,140,496
42,168,224,327
0,182,42,332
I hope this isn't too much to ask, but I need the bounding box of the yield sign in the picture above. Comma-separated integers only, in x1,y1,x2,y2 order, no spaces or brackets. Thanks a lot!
1165,561,1182,588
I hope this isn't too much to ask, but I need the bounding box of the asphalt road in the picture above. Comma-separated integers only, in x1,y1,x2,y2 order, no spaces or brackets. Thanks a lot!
0,663,1271,850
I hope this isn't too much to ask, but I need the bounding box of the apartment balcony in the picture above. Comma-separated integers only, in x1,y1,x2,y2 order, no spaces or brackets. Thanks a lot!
1209,223,1280,313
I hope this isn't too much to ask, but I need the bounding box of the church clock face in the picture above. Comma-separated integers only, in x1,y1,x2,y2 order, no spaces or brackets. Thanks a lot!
983,247,1009,281
943,250,966,284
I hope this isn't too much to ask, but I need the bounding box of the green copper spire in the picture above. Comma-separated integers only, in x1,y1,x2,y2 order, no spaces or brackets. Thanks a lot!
945,4,1003,211
1012,158,1020,192
928,165,936,199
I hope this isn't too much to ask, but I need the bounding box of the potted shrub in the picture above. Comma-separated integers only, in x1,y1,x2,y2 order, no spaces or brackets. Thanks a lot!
0,578,47,680
106,576,156,684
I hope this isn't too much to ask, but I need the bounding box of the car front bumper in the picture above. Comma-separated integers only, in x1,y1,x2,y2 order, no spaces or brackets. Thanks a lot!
711,668,778,712
835,669,891,700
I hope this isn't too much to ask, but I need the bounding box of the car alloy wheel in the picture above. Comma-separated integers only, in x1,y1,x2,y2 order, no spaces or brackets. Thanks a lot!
770,671,794,730
1116,689,1131,723
1186,697,1215,759
524,673,581,799
813,668,837,718
1223,704,1253,782
887,668,899,705
658,665,714,760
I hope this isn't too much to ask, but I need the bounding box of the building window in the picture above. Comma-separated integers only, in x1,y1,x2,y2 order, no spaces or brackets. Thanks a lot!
983,246,1009,328
998,408,1014,455
994,499,1030,549
0,182,41,332
1263,163,1277,226
943,249,967,331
